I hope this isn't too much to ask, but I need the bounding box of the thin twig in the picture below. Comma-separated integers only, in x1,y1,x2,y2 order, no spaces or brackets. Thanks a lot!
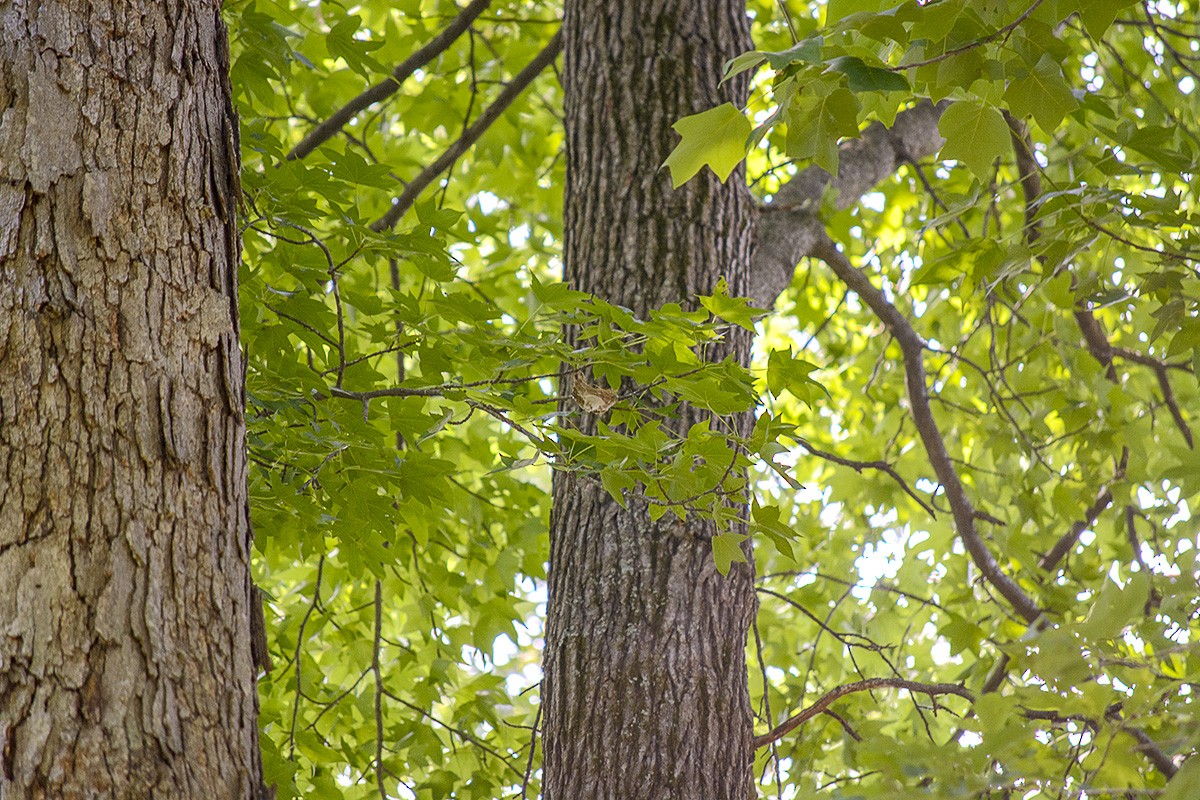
372,32,563,231
812,233,1044,624
372,580,386,799
519,705,541,799
793,437,937,516
754,678,974,749
288,555,326,758
289,0,493,160
892,0,1048,71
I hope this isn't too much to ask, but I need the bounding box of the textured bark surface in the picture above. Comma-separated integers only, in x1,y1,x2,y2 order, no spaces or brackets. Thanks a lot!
543,2,756,798
0,1,263,797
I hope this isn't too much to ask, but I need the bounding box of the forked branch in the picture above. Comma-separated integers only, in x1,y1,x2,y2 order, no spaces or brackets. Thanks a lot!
371,32,563,231
289,0,493,161
754,678,974,749
811,232,1044,624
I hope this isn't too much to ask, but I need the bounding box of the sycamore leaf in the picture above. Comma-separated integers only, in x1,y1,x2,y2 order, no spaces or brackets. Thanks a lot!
325,15,385,78
698,277,765,331
599,469,635,508
1004,54,1078,133
766,349,826,406
1078,572,1149,641
662,104,751,187
938,100,1009,179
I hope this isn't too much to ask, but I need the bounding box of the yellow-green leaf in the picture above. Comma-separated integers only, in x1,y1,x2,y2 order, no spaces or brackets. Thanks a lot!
938,100,1009,179
662,103,751,187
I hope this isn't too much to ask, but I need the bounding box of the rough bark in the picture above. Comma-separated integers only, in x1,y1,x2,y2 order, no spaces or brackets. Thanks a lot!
0,1,263,797
542,2,756,798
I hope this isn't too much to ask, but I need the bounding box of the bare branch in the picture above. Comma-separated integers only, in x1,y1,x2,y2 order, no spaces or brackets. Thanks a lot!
520,705,541,799
811,233,1044,624
891,0,1048,71
754,678,974,749
384,691,525,779
1008,107,1193,447
1124,725,1180,779
1038,478,1120,572
792,437,937,516
372,580,387,800
372,32,563,232
289,0,493,161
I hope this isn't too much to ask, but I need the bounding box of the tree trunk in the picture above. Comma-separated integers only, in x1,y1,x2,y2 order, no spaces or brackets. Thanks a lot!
542,2,756,798
0,2,263,797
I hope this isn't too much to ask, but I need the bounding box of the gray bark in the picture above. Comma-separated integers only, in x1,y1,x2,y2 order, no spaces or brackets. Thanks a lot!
0,1,263,797
542,2,757,798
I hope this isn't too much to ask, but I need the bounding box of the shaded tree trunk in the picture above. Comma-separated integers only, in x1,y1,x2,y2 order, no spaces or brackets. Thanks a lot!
0,1,263,797
542,2,756,797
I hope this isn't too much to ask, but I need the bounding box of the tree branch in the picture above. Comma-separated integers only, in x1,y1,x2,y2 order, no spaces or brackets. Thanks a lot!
754,678,974,749
371,31,563,232
811,233,1045,624
792,437,937,516
288,0,493,161
750,101,948,306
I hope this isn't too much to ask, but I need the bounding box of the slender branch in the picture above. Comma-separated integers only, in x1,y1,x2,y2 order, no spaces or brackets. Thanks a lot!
331,385,450,400
821,709,861,742
265,303,339,347
371,32,563,231
1004,112,1041,241
1007,118,1131,571
384,691,525,779
891,0,1048,71
793,437,937,516
288,555,326,758
754,678,974,749
372,580,387,799
1124,725,1180,779
289,0,493,161
757,587,887,652
1151,360,1194,447
519,705,541,799
752,618,785,800
1038,481,1118,572
811,233,1044,624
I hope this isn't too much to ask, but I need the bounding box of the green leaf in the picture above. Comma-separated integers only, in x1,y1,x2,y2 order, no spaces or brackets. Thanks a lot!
599,468,636,507
698,277,765,331
785,85,861,173
766,349,826,406
1003,54,1078,133
723,51,767,82
325,14,385,78
763,37,825,70
1163,756,1200,800
1077,0,1141,39
1078,572,1150,641
711,532,749,575
937,100,1009,179
825,56,910,93
662,104,752,187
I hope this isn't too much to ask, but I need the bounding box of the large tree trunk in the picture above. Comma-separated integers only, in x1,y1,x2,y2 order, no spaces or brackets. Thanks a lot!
0,2,263,797
542,2,756,798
